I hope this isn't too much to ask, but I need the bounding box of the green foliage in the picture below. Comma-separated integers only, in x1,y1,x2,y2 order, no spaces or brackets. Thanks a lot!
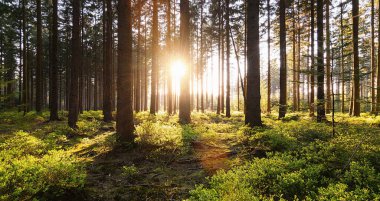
0,131,85,200
190,115,380,201
135,120,184,150
122,165,139,178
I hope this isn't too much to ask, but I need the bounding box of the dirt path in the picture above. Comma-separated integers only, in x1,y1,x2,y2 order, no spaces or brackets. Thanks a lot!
80,130,238,200
192,135,236,174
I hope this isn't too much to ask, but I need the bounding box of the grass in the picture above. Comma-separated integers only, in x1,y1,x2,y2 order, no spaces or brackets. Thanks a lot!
0,109,379,200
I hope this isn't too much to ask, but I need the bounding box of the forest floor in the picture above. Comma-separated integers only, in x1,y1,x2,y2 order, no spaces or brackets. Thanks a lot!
0,110,379,200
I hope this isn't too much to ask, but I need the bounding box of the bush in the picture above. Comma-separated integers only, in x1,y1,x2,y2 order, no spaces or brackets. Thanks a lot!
0,132,86,200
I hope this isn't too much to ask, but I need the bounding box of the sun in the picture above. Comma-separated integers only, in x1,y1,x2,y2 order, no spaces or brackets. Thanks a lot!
170,60,186,78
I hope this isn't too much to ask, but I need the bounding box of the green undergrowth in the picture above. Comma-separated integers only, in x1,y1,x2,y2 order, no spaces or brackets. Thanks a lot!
1,109,379,200
189,113,380,201
0,110,105,200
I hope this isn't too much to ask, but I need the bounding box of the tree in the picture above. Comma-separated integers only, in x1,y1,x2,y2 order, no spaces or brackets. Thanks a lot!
325,0,331,114
103,0,113,122
22,0,28,114
117,0,135,143
225,0,231,118
279,0,287,119
179,0,191,124
266,0,271,114
377,0,380,113
167,0,173,115
36,0,43,112
309,0,315,117
150,0,158,114
49,0,59,121
245,0,262,127
370,0,375,113
68,0,81,129
316,0,325,122
352,0,360,116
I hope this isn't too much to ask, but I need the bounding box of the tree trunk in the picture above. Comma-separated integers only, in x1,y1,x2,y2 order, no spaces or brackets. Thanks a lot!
376,0,380,113
245,0,262,127
292,1,297,112
68,0,81,128
370,0,375,113
325,0,331,114
352,0,360,116
179,0,191,124
340,0,345,113
279,0,287,118
216,0,221,115
103,0,113,122
167,0,173,115
36,0,43,112
309,0,315,117
150,0,158,114
117,0,135,143
225,0,231,117
50,0,59,120
22,0,28,114
316,0,325,122
267,0,271,114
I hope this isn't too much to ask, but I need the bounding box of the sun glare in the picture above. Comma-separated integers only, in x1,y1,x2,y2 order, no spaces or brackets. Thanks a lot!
170,60,186,95
170,60,186,78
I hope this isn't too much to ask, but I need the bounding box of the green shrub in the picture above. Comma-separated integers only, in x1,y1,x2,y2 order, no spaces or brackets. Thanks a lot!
135,120,183,150
0,132,85,200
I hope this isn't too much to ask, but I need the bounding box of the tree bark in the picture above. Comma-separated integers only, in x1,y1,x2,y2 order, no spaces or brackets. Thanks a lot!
279,0,287,118
325,0,331,114
117,0,135,143
352,0,360,116
225,0,231,117
103,0,113,122
316,0,325,122
50,0,59,120
267,0,271,114
167,0,173,115
309,0,315,117
68,0,81,128
36,0,43,112
179,0,191,124
150,0,158,114
245,0,262,127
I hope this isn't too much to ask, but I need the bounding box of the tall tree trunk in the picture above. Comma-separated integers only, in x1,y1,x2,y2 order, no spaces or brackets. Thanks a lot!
22,0,28,114
117,0,135,143
370,0,375,113
316,0,325,122
245,0,262,127
50,0,59,120
150,0,158,114
377,0,380,113
292,1,297,112
68,0,81,128
144,15,148,111
179,0,191,124
340,0,345,113
225,0,231,117
278,0,287,118
296,0,300,111
135,0,143,113
201,1,205,113
216,0,221,115
167,0,173,115
326,0,331,114
309,0,315,117
352,0,360,116
267,0,271,114
36,0,43,112
103,0,113,122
